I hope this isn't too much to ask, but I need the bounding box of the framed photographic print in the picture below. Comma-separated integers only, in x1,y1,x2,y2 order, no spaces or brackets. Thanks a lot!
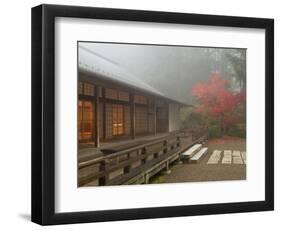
31,4,274,225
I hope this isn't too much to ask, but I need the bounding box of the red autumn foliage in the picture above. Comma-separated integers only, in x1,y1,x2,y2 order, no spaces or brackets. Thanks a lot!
192,73,246,129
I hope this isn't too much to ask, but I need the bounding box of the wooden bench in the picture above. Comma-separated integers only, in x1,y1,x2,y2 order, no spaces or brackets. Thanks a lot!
181,144,202,160
189,147,208,163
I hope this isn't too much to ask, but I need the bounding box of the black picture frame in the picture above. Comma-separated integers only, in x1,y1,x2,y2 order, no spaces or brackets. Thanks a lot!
31,4,274,225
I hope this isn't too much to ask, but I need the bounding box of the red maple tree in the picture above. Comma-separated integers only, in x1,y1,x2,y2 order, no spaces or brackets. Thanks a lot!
191,73,245,130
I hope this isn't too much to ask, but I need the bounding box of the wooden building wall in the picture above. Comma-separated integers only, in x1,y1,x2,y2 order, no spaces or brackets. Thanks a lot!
99,103,103,141
105,103,112,139
135,106,148,135
78,74,182,146
168,103,181,132
124,106,131,136
156,107,168,133
105,103,131,140
148,106,155,134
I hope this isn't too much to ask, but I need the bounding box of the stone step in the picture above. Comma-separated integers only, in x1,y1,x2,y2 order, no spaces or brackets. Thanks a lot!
222,150,232,164
189,147,208,163
241,151,246,164
232,150,243,164
181,144,202,159
207,150,222,164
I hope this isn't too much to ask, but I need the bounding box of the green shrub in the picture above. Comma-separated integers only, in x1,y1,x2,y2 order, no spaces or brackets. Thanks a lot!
227,125,246,138
236,123,246,130
149,175,165,184
208,125,222,138
180,110,206,130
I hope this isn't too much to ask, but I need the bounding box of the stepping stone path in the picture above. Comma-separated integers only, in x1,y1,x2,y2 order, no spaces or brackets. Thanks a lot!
232,150,243,164
207,150,246,165
207,150,222,164
241,151,246,164
222,150,232,164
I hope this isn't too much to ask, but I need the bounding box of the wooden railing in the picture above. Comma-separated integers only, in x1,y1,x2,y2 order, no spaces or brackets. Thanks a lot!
79,134,182,186
79,129,208,186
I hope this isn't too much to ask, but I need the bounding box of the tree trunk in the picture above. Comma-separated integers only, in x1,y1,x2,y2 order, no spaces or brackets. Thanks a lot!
220,115,224,134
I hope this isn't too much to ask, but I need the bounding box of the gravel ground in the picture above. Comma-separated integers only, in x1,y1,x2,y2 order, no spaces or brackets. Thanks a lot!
150,136,246,184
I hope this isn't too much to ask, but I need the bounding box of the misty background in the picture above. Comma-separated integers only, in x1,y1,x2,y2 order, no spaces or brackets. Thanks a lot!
80,42,246,105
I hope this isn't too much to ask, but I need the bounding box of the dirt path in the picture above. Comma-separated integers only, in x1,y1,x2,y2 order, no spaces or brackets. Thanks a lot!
150,136,246,184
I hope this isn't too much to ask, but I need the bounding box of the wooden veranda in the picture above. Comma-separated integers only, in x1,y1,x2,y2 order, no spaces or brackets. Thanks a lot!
78,129,207,186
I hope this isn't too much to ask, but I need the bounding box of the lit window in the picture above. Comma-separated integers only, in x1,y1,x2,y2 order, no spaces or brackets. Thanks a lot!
105,88,118,99
78,82,95,96
79,82,83,95
112,104,124,136
105,88,129,101
84,83,95,96
78,100,94,142
134,95,147,104
118,91,129,101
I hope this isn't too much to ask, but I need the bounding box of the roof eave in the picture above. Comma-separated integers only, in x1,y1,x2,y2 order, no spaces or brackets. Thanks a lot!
79,68,190,106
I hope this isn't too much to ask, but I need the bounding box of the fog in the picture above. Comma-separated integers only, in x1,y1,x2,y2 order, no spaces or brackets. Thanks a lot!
80,42,246,104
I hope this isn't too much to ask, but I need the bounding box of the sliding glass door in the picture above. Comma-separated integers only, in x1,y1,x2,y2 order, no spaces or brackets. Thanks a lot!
78,100,95,143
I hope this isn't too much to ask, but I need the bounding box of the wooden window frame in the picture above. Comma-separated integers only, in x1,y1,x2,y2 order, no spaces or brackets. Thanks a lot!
112,104,125,136
105,87,129,102
78,100,95,142
79,81,95,96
